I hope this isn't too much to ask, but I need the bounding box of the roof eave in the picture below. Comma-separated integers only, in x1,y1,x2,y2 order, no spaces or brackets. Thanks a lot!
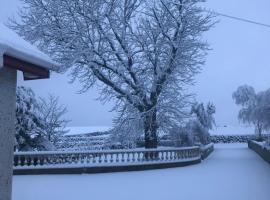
3,54,50,80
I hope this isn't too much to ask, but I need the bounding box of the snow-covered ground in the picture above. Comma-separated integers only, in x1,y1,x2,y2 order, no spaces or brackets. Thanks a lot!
13,143,270,200
65,125,257,136
210,125,255,135
65,126,112,136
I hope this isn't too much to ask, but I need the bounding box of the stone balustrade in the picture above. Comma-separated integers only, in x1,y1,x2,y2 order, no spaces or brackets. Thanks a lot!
13,145,213,174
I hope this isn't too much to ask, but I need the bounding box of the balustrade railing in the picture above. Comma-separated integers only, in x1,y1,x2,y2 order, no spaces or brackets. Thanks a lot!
14,146,201,169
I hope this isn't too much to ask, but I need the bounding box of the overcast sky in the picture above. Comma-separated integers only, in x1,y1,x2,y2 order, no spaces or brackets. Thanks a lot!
1,0,270,127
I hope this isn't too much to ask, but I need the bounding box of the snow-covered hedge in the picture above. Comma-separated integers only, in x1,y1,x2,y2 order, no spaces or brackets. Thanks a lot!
55,133,111,151
210,134,270,143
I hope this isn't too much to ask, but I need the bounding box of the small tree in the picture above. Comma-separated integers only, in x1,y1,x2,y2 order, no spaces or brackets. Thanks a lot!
232,85,270,140
189,102,216,144
15,87,69,151
169,102,215,146
38,95,69,145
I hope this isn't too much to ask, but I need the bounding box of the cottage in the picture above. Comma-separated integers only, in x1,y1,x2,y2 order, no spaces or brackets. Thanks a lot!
0,23,57,200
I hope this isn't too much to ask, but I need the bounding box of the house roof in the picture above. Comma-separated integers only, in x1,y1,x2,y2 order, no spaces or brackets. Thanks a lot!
0,23,58,80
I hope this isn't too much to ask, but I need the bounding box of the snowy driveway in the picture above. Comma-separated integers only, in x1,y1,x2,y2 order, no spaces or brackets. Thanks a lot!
13,144,270,200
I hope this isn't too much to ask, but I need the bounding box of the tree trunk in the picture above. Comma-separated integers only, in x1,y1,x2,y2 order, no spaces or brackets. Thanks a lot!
143,108,158,149
257,123,263,141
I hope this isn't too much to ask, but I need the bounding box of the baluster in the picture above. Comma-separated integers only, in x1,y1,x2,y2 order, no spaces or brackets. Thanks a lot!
86,154,90,164
167,152,170,160
104,153,108,163
177,151,180,159
98,153,102,163
173,151,177,160
161,151,164,161
22,156,26,166
59,154,63,164
137,152,141,162
30,157,34,166
141,152,145,161
74,154,78,164
174,151,177,160
93,154,96,163
121,153,125,162
132,152,135,162
182,150,185,159
37,157,41,166
110,153,114,163
43,157,47,166
77,154,81,164
127,153,130,162
57,155,61,165
18,156,21,166
51,155,55,165
65,154,68,164
81,154,85,164
116,153,119,162
47,155,51,165
64,155,68,164
164,151,168,160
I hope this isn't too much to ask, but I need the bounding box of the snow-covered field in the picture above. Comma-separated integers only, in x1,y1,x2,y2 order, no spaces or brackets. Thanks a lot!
13,143,270,200
65,126,112,136
210,125,255,135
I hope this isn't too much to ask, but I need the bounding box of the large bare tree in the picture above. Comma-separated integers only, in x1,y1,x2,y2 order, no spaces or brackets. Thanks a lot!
12,0,214,148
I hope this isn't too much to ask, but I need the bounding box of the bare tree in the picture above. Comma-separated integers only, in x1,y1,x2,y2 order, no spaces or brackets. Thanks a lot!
233,85,270,140
39,95,69,145
12,0,215,148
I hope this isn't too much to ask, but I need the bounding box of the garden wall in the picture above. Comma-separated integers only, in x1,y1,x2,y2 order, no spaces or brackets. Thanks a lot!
248,140,270,165
210,134,269,143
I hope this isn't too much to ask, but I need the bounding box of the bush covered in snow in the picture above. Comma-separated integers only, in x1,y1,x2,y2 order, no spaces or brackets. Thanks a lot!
167,102,215,147
15,87,48,151
15,87,69,151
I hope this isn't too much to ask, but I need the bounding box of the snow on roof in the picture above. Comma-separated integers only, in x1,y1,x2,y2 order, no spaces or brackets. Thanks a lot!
0,23,57,70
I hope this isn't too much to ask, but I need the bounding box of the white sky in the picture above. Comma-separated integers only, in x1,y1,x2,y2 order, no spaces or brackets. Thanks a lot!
1,0,270,127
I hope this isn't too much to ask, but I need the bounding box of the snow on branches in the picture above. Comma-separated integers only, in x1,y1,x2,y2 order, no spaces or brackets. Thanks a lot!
15,87,46,151
12,0,215,148
15,87,68,151
233,85,270,140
